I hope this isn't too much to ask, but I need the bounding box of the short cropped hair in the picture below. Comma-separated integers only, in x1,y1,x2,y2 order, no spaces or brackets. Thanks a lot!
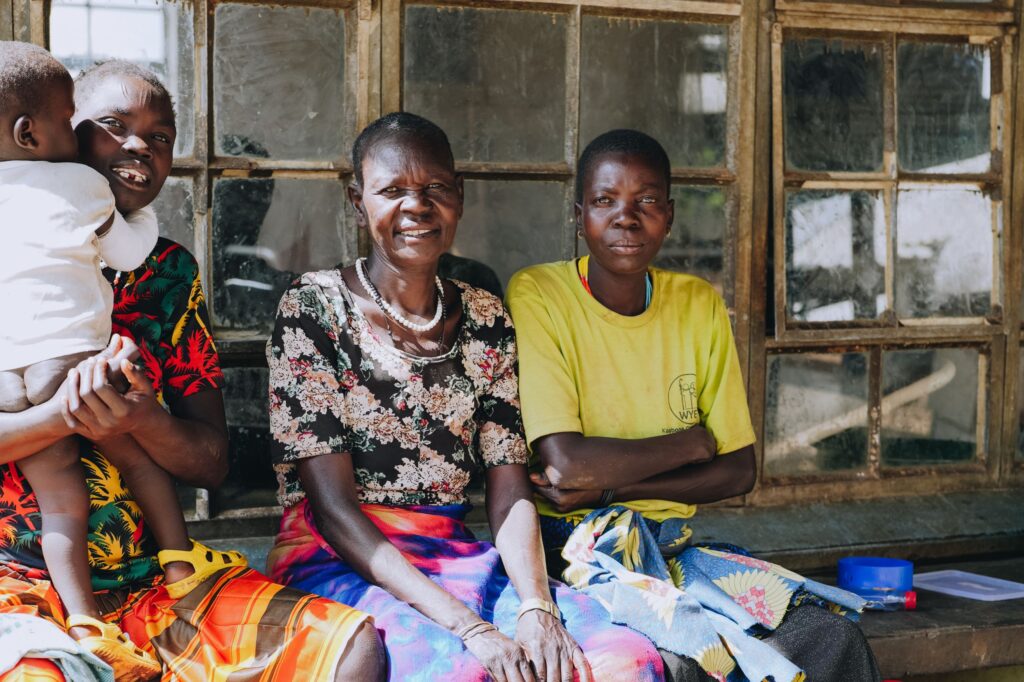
352,111,454,185
0,41,72,118
75,60,174,119
575,129,672,203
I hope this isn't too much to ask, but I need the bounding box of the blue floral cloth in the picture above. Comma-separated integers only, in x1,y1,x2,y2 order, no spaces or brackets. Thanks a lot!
556,506,865,682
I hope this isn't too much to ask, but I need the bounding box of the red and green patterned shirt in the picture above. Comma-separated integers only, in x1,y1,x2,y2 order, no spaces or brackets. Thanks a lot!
0,238,223,590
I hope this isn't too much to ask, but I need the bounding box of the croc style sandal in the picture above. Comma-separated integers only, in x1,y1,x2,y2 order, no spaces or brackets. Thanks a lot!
158,539,247,600
66,613,162,682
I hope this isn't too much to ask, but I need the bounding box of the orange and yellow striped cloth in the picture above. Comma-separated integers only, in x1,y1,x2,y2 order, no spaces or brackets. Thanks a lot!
0,563,368,681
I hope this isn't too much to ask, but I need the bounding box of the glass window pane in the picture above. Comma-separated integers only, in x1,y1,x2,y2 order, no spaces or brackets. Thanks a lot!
882,348,981,466
50,0,195,157
895,187,994,317
656,186,733,305
212,177,354,333
785,190,886,322
581,17,728,168
898,42,991,174
214,3,349,161
219,367,276,511
150,175,193,249
784,38,885,172
452,180,567,289
765,352,869,476
403,5,567,163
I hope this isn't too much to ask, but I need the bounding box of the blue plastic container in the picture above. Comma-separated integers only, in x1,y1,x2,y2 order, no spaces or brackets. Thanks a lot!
838,556,914,595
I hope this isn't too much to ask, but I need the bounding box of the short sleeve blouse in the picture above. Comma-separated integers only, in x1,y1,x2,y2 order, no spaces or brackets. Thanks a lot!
267,269,528,507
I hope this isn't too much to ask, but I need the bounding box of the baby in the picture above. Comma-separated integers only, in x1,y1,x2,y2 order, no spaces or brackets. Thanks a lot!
0,42,163,680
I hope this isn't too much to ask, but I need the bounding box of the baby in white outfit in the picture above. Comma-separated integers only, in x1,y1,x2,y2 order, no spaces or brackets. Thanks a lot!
0,41,162,679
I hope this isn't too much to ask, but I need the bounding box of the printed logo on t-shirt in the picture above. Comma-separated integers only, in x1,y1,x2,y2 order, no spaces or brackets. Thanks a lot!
669,373,700,425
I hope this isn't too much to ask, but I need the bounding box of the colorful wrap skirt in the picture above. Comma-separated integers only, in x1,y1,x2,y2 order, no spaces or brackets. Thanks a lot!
0,561,368,681
541,507,867,682
267,500,664,682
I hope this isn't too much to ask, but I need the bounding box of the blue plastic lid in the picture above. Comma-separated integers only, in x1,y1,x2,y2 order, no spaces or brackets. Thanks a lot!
838,556,914,595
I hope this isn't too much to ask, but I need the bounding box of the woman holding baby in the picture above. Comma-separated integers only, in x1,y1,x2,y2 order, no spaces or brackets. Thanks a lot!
0,46,382,682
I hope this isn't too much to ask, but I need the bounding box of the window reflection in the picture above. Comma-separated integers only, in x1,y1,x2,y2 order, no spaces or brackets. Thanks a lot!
214,3,349,161
765,352,869,476
784,38,885,173
212,177,354,333
404,5,567,163
881,348,981,466
657,186,732,304
895,187,994,317
581,17,728,168
454,180,567,287
898,41,991,174
785,190,886,322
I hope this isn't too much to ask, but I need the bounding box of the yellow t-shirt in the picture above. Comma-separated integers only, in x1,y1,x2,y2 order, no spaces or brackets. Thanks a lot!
506,259,755,523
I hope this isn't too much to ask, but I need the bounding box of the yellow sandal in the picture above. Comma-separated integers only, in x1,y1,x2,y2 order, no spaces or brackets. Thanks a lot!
66,613,162,682
158,539,247,600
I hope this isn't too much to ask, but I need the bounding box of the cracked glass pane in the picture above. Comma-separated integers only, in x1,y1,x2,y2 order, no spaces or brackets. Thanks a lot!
404,5,567,163
881,348,981,466
212,177,354,332
786,190,886,322
895,187,994,318
784,38,885,172
214,3,349,160
581,17,728,168
898,41,991,174
765,352,869,476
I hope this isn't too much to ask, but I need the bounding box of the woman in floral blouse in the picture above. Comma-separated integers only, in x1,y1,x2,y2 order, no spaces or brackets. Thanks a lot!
265,112,663,682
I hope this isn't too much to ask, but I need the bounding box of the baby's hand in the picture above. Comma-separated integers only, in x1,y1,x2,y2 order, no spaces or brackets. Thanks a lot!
98,334,140,394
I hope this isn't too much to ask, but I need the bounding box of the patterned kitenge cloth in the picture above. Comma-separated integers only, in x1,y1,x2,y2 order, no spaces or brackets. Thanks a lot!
268,500,664,682
0,239,369,681
0,562,366,682
549,507,865,682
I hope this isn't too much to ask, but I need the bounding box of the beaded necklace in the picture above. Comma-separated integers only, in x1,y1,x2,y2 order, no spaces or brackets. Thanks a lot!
355,257,444,333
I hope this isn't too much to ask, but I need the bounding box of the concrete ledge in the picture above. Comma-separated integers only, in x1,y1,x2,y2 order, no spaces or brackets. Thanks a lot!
687,490,1024,572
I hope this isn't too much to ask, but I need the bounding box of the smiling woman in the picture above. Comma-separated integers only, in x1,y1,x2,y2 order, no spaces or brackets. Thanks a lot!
264,112,665,682
72,62,176,213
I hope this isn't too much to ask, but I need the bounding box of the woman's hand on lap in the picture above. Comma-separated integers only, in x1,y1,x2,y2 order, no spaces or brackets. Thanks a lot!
463,628,537,682
516,610,593,682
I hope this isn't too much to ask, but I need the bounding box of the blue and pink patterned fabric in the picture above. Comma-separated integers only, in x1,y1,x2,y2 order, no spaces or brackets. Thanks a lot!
267,500,664,682
553,506,865,682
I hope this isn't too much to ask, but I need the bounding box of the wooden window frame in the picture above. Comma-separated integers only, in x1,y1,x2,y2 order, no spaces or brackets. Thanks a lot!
749,1,1021,505
7,0,1019,522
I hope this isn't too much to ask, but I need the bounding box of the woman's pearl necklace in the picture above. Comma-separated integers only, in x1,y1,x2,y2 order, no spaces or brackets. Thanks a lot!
355,258,444,333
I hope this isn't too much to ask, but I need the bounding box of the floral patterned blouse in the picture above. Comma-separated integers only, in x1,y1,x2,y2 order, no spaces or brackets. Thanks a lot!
267,269,528,507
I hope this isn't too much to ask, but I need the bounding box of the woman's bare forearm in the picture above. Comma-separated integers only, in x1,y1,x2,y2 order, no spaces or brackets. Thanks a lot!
298,455,481,633
534,426,716,490
612,445,756,505
487,465,552,603
125,392,228,488
0,400,71,464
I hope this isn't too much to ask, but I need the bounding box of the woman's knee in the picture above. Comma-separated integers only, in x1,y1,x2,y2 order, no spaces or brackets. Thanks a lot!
334,620,386,682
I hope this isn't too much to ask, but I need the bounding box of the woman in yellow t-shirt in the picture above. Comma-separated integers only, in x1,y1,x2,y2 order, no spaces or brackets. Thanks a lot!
506,130,880,682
